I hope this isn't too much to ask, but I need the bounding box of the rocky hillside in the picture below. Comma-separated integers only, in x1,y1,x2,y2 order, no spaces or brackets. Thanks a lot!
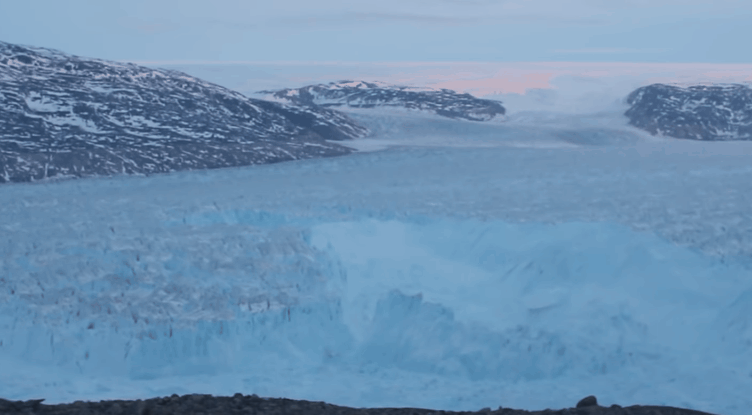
260,80,506,122
0,41,368,183
0,394,719,415
625,83,752,140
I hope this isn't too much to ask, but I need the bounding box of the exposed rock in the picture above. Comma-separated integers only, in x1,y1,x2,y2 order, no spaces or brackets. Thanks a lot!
0,41,368,184
0,394,721,415
625,83,752,140
260,80,506,122
577,396,599,408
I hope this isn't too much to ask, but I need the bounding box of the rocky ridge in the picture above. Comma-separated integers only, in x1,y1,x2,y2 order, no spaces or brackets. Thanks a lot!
0,41,368,183
625,83,752,140
260,80,506,122
0,394,720,415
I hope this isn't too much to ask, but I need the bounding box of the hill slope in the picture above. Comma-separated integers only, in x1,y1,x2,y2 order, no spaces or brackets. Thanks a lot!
260,80,506,122
0,41,368,183
625,83,752,140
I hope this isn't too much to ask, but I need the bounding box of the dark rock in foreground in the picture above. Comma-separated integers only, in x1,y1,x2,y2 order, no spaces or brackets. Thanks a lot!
577,396,599,408
0,41,368,184
0,394,721,415
260,80,506,122
625,83,752,141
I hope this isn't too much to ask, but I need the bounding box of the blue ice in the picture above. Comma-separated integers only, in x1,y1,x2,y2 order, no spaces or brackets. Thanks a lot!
1,110,751,415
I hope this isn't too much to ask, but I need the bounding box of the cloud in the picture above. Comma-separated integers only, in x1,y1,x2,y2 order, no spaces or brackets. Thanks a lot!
135,23,174,34
267,9,608,28
276,12,479,27
2,0,750,63
553,48,669,54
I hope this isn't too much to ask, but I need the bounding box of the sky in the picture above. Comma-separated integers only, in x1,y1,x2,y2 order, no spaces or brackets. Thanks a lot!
1,0,750,63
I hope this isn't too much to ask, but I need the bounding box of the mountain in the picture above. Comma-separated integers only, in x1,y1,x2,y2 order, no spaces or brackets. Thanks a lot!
0,41,368,183
259,80,506,122
625,83,752,140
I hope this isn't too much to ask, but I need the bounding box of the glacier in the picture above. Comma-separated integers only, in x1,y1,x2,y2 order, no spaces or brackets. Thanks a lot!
1,109,751,415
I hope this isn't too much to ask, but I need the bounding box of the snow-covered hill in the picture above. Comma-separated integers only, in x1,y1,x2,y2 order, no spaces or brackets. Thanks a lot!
260,80,506,122
0,42,368,183
625,83,752,140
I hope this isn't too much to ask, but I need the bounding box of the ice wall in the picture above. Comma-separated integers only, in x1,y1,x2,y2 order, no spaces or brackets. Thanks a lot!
1,210,751,414
2,114,752,414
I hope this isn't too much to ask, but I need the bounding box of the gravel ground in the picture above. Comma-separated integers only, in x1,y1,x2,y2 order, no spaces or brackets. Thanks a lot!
0,394,720,415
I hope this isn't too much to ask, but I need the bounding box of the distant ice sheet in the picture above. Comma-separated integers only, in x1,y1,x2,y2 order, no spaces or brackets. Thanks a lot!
330,107,644,151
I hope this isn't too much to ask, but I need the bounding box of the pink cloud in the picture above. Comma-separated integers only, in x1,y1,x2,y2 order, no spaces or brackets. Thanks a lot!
428,73,555,95
387,62,752,96
155,60,752,108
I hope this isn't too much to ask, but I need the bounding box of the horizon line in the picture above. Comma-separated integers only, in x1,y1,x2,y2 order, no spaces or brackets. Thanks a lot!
125,60,752,67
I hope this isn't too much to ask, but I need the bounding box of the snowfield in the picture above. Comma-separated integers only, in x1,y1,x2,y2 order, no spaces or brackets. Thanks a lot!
1,109,751,415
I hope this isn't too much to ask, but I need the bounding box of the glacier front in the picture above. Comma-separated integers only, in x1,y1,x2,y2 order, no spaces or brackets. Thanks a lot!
1,111,751,415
